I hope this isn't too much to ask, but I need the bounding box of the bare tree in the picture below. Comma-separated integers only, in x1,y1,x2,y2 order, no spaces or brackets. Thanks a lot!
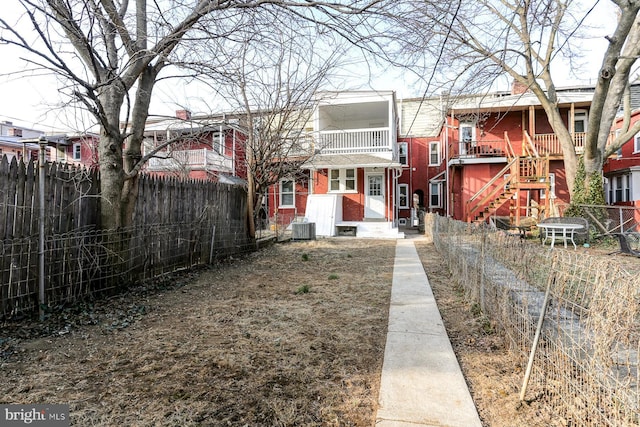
184,7,353,237
387,0,640,202
0,0,384,230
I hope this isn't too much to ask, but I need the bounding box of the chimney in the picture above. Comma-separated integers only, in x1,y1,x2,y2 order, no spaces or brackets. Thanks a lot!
511,79,530,95
176,109,192,120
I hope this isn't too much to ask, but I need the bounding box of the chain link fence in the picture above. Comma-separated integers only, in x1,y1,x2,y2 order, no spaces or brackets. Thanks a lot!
426,214,639,426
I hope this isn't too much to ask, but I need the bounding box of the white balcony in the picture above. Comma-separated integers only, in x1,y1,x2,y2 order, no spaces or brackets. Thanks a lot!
146,148,233,172
316,128,393,155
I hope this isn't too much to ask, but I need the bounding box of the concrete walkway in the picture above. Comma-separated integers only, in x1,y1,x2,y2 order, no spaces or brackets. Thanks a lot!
375,238,483,427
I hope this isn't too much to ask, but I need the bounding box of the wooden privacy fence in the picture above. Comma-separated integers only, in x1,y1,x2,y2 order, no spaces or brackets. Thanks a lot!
0,156,251,318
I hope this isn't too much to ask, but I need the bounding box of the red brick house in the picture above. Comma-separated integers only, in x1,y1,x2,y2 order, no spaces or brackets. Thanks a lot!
604,109,640,208
141,110,247,183
441,85,595,225
267,91,405,238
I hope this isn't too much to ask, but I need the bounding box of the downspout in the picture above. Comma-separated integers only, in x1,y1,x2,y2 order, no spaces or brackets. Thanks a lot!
446,105,453,217
232,127,236,176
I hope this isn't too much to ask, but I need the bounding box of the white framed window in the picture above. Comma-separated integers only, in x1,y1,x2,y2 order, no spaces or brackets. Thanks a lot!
429,141,440,165
398,184,410,209
72,143,82,161
429,181,442,208
329,168,356,192
608,174,631,203
540,173,556,199
213,132,225,155
573,110,588,133
459,122,475,143
279,179,295,207
634,133,640,153
625,174,631,201
398,143,408,165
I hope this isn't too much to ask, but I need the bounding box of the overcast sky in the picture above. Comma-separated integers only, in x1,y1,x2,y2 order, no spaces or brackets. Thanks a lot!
0,1,617,134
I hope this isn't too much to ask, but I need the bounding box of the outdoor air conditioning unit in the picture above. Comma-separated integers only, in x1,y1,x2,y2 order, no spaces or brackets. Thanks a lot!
292,222,316,240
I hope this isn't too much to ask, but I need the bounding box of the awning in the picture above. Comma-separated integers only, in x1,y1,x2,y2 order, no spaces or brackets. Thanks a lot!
303,153,402,169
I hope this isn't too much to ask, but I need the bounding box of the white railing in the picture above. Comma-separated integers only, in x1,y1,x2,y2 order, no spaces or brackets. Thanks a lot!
146,148,233,172
317,128,392,155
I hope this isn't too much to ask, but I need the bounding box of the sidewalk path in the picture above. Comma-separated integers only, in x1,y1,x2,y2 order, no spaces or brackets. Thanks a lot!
375,238,483,427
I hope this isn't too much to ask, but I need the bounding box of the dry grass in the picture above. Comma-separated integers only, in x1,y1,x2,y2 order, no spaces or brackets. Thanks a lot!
1,239,396,426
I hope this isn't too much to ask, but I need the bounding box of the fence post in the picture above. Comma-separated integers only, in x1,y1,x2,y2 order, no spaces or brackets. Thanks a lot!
480,229,486,313
520,263,556,401
38,137,46,321
209,225,216,265
619,207,624,233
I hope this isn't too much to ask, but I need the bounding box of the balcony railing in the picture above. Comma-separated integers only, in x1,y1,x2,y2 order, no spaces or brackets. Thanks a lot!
452,131,617,160
146,148,233,172
454,140,509,158
317,128,392,155
533,132,586,155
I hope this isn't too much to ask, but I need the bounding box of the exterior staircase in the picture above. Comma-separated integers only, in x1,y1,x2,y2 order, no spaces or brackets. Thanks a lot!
466,135,551,225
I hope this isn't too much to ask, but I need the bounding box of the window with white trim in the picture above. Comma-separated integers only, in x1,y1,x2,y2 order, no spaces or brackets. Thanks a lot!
72,143,82,161
429,182,442,208
398,143,408,165
608,174,631,203
429,141,440,165
279,179,295,207
573,110,588,133
540,173,556,199
329,168,356,192
634,133,640,153
459,122,475,143
398,184,409,209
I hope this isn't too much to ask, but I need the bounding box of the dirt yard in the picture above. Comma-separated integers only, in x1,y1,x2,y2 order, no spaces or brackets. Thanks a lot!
1,236,563,426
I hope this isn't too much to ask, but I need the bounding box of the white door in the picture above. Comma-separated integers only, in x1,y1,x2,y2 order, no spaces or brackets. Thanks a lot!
365,173,385,219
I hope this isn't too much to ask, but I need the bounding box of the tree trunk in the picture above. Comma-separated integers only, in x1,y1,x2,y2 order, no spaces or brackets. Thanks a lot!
98,87,127,230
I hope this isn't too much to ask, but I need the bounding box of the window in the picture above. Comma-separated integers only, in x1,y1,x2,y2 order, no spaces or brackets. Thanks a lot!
615,176,623,202
72,143,81,161
280,179,295,207
398,184,409,209
213,132,225,155
634,133,640,153
329,168,356,192
398,143,408,165
429,141,440,165
573,110,588,133
540,173,556,199
608,174,631,203
459,122,475,143
625,175,631,201
429,182,442,208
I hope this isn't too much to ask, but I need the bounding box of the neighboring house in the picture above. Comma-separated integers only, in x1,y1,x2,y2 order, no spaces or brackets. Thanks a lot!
46,133,100,167
269,91,405,238
397,96,447,224
441,83,595,225
0,120,44,162
604,109,640,208
140,110,247,183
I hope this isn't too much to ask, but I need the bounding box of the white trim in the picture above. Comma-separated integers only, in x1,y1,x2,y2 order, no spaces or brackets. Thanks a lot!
72,142,82,161
398,142,408,165
398,183,410,209
429,181,442,208
633,133,640,154
279,179,295,208
429,141,440,166
328,168,357,193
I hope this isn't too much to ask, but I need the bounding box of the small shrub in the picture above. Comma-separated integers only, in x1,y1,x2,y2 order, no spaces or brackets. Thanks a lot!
328,274,339,280
295,284,311,294
301,253,309,261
